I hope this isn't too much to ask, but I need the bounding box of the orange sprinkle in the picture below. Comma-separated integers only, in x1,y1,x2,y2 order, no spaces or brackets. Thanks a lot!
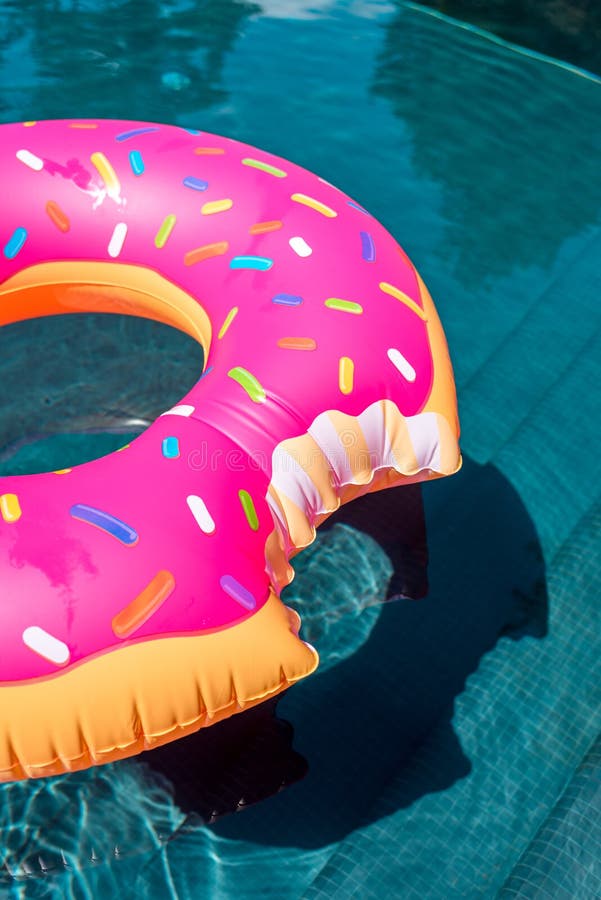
194,147,226,155
46,201,70,233
22,121,36,127
249,220,283,235
184,241,229,266
112,570,175,638
69,122,98,129
277,337,317,351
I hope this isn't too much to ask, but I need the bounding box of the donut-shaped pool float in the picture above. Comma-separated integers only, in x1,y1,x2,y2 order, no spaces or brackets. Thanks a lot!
0,120,460,781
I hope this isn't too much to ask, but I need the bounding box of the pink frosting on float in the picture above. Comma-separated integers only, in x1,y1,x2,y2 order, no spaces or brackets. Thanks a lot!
0,119,441,682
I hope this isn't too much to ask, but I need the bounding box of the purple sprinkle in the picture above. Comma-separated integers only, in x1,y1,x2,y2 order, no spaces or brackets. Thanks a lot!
115,127,160,142
360,231,376,262
272,293,303,307
347,200,369,215
220,575,256,611
183,176,208,191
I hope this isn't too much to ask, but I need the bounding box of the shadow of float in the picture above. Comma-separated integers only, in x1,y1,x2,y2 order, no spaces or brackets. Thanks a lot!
0,454,547,881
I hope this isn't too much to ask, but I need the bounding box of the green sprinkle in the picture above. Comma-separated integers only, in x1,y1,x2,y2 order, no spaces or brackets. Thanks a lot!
324,297,364,315
228,366,266,403
238,489,259,531
155,214,176,248
241,158,287,178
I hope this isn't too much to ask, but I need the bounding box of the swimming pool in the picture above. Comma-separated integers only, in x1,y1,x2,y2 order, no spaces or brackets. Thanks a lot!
0,2,600,897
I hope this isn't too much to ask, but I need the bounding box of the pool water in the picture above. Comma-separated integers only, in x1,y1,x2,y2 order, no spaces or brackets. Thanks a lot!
1,2,600,898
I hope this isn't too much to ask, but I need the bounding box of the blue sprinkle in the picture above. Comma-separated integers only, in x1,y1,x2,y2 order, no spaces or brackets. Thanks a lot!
360,231,376,262
199,365,214,380
272,293,303,307
129,150,145,176
183,176,208,191
162,436,180,459
115,127,160,142
230,256,273,271
183,128,201,135
3,227,27,260
347,200,369,215
70,504,138,546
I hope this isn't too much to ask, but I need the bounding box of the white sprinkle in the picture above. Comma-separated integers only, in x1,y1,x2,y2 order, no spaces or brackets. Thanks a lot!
387,347,417,383
186,495,216,534
289,236,312,257
108,222,128,258
16,149,44,171
160,404,195,417
22,626,70,666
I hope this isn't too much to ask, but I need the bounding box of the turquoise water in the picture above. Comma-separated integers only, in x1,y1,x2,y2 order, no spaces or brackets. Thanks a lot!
1,2,601,898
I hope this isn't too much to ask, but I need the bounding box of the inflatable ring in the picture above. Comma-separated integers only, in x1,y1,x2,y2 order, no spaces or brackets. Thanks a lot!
0,120,460,781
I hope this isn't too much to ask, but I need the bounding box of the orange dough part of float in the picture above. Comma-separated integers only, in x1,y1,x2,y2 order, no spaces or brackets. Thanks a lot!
0,120,460,781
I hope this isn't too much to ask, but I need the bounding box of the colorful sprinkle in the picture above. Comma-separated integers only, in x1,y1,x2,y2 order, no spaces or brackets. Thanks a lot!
220,575,257,611
45,201,70,233
160,404,195,417
154,214,176,248
162,436,180,459
218,306,239,339
3,227,27,259
230,255,273,271
277,337,317,351
272,293,303,307
360,231,376,262
112,570,175,639
241,158,287,178
70,504,138,546
0,493,21,523
16,149,43,171
325,298,363,315
291,193,337,218
108,222,128,258
238,490,260,531
249,220,283,235
228,367,266,403
53,468,72,475
183,128,201,135
90,151,120,200
289,236,312,257
183,176,208,191
387,347,417,383
69,122,98,129
194,147,225,155
22,121,36,127
201,199,233,215
347,200,369,214
115,126,160,142
185,241,229,266
339,356,354,395
22,626,69,666
129,150,144,176
186,495,216,535
379,281,427,321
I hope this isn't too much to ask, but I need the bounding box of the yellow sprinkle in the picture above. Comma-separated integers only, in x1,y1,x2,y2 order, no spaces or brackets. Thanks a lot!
53,468,72,475
22,121,36,127
291,193,337,218
218,306,239,339
90,151,121,200
201,199,233,215
339,357,354,395
117,444,130,452
0,494,22,523
379,281,428,321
